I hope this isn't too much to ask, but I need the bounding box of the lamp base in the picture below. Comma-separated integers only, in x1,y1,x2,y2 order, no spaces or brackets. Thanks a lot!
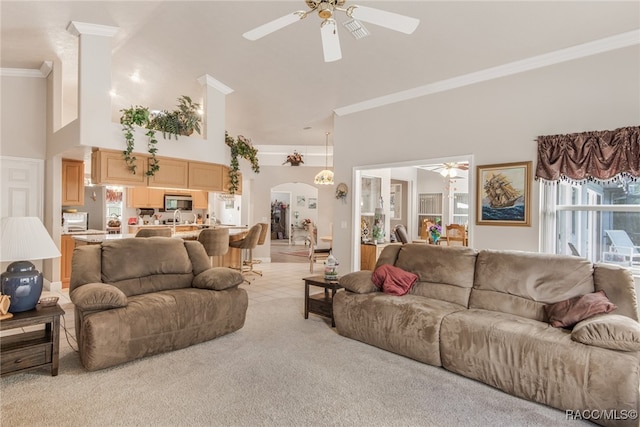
1,261,43,313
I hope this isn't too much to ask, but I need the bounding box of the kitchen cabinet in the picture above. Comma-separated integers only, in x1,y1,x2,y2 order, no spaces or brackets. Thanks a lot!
188,162,223,191
148,157,189,189
126,187,164,208
62,159,84,206
61,235,74,288
191,191,208,210
91,149,148,186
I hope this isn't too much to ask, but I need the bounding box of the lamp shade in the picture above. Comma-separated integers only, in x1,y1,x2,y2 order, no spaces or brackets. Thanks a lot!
314,169,335,185
1,217,61,262
1,217,60,313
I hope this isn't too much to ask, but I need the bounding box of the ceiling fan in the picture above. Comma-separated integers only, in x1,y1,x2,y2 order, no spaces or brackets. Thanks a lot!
242,0,420,62
423,162,469,178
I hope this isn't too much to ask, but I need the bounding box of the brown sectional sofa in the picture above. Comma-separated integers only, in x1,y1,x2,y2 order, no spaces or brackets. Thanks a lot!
334,244,640,427
70,237,248,371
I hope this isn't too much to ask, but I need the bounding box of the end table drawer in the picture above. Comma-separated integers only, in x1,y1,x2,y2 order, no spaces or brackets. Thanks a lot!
1,346,51,375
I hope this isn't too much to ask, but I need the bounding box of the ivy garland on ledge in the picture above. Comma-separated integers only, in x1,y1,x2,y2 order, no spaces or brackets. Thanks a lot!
225,131,260,194
120,96,202,177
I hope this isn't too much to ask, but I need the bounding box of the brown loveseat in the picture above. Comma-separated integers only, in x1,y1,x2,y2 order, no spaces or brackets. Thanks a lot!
70,237,248,371
334,244,640,427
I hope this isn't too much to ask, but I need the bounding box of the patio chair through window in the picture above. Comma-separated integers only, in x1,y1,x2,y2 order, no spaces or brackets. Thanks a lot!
604,230,640,265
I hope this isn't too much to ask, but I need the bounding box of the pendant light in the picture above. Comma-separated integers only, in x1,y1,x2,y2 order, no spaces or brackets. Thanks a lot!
314,132,334,185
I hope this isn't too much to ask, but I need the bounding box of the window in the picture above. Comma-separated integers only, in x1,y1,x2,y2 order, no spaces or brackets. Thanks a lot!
452,193,469,225
540,179,640,274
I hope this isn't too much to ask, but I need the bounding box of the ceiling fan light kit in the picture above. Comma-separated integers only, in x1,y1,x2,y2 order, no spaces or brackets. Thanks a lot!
243,0,420,62
314,132,335,185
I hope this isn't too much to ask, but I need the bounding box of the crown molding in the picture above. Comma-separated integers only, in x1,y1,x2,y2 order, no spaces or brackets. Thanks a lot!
66,21,119,37
197,74,234,95
1,61,53,78
334,29,640,117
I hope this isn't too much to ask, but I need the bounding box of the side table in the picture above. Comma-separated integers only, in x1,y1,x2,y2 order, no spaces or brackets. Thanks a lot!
303,275,342,327
0,303,65,377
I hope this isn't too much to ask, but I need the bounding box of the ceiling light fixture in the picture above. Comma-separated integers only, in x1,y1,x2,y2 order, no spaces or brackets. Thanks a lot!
314,132,334,185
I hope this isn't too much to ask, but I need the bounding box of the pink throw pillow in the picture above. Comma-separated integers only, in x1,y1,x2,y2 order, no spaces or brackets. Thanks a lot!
372,264,418,296
544,290,617,328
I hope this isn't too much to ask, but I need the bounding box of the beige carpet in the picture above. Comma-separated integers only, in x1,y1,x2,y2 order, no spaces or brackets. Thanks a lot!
0,297,590,427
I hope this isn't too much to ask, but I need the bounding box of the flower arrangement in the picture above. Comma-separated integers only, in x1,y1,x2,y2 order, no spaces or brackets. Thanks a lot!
429,223,442,242
283,151,304,166
302,218,312,230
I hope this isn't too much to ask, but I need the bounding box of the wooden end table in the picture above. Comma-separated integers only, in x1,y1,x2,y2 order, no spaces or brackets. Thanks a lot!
0,303,65,377
303,275,342,327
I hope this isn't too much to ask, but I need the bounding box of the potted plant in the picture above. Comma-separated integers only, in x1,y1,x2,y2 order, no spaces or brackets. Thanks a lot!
283,151,304,166
120,95,202,177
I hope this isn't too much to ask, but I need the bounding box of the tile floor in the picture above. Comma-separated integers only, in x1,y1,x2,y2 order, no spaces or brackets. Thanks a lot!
1,261,325,337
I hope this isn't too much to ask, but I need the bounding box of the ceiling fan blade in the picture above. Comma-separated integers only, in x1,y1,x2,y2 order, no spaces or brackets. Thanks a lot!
320,20,342,62
243,12,304,41
348,5,419,34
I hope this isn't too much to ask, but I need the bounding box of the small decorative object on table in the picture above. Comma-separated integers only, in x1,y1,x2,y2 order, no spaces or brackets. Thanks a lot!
39,296,59,307
324,253,339,280
429,223,442,244
0,294,12,320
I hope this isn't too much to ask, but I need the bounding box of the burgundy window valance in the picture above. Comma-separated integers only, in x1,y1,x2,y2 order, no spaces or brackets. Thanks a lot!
535,126,640,183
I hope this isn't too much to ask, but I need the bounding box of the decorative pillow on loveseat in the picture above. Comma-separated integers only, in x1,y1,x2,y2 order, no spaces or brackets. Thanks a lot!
372,264,418,296
544,290,617,328
571,314,640,351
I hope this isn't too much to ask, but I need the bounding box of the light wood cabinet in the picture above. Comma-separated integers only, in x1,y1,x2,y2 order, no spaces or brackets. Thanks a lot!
191,191,209,210
91,149,148,186
61,235,74,289
62,159,84,206
360,243,399,271
148,157,189,189
127,187,165,208
188,162,223,191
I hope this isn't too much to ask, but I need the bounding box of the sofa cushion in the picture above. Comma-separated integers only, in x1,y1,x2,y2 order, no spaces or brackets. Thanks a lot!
193,267,244,291
572,314,640,351
101,238,194,296
470,250,594,321
339,270,378,294
70,283,127,310
544,290,617,328
372,264,418,296
391,244,477,306
594,263,640,321
333,291,466,366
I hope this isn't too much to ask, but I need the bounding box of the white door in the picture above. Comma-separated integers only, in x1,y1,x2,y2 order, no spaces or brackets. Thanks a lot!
1,156,44,218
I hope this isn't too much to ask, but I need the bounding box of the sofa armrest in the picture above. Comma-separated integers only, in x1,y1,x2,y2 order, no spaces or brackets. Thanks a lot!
70,283,128,311
193,267,244,291
339,270,379,294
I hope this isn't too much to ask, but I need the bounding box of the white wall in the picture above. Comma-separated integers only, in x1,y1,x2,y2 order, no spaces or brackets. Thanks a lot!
333,46,640,270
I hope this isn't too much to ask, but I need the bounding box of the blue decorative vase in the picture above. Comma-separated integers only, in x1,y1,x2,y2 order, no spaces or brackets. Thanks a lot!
1,261,43,313
431,233,440,245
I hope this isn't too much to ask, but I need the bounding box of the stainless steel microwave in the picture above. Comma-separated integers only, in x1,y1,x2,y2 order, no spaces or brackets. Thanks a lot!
164,195,193,211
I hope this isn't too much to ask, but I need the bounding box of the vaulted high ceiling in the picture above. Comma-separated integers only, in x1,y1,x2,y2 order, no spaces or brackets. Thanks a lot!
2,1,639,148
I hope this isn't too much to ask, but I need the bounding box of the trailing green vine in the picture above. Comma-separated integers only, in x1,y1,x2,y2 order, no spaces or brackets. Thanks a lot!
120,106,155,175
225,131,260,194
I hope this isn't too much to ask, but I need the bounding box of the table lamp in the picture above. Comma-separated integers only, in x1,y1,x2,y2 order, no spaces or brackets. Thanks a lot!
1,217,61,313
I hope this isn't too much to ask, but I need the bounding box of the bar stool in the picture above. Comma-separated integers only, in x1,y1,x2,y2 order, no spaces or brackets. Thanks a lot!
229,224,262,276
197,228,230,267
243,222,269,275
135,228,171,237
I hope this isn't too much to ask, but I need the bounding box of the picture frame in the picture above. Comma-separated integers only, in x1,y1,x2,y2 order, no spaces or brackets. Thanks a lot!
308,198,317,209
476,161,532,226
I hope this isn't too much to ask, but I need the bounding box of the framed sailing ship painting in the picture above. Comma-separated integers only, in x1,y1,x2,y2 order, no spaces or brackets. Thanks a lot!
476,161,532,226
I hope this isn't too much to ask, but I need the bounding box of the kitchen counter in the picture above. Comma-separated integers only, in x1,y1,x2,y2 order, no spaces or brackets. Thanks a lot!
72,227,248,244
62,229,106,235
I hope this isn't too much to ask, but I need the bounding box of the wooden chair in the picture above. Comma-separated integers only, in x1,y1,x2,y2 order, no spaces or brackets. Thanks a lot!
445,224,468,246
308,223,331,273
135,228,171,237
420,219,434,240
